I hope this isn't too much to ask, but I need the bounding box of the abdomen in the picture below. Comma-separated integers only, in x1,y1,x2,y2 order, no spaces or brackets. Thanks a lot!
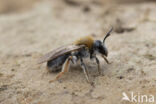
47,54,70,72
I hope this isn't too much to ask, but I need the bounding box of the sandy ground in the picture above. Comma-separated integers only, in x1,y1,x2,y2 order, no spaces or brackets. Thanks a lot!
0,0,156,104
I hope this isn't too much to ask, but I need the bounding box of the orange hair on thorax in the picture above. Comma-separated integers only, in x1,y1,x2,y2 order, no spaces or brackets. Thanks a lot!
74,35,94,50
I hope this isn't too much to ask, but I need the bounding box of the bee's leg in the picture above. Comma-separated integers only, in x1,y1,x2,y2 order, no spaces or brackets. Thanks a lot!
71,56,77,64
80,58,90,83
49,56,72,83
101,55,110,64
95,57,101,75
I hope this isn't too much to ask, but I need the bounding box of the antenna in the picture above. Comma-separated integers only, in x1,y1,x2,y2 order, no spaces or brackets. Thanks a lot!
103,27,113,44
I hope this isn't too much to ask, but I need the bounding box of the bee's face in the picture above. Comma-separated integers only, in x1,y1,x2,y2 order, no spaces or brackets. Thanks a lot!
93,40,108,56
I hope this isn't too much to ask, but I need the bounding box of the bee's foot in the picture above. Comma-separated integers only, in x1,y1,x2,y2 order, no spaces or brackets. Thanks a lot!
100,72,104,76
98,71,104,76
90,82,95,86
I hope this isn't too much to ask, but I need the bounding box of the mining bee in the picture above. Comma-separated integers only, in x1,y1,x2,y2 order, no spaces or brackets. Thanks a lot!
38,27,113,83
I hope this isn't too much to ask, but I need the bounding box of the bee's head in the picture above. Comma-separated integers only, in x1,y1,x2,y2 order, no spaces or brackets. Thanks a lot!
93,27,113,57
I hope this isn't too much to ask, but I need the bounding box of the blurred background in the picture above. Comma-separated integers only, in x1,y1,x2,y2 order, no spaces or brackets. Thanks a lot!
0,0,156,104
0,0,155,14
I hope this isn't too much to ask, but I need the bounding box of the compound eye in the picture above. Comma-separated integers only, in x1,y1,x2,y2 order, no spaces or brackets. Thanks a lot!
99,45,103,50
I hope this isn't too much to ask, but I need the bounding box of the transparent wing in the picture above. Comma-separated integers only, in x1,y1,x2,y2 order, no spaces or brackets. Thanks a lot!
38,44,85,64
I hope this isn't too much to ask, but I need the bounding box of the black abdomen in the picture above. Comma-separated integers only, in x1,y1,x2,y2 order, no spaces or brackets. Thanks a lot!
47,54,70,72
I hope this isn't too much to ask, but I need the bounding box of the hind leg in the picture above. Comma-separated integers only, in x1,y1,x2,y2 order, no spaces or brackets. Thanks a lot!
49,56,72,83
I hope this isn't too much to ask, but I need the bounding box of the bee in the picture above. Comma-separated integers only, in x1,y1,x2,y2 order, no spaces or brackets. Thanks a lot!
38,27,113,83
